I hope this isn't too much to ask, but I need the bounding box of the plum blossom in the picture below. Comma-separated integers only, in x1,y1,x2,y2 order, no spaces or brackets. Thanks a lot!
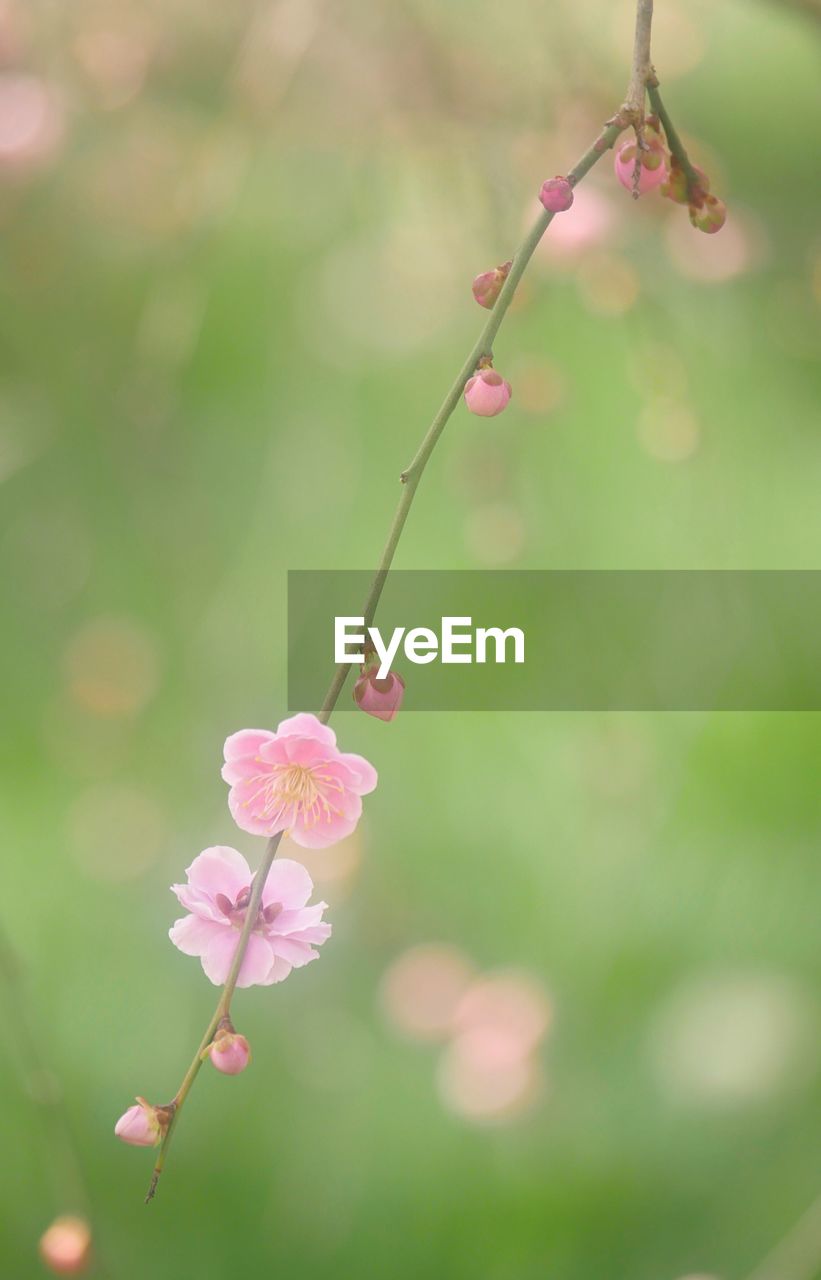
169,845,331,987
222,712,377,847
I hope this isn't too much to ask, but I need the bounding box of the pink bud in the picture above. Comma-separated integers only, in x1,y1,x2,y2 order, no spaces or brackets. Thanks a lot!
472,261,511,309
539,176,574,213
39,1217,92,1276
354,669,405,722
689,194,726,234
614,139,669,194
114,1096,167,1147
464,368,512,418
209,1029,251,1075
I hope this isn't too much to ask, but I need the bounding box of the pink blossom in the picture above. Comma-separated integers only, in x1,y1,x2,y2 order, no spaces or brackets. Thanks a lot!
169,845,331,987
354,669,405,721
539,176,574,213
209,1029,251,1075
114,1097,167,1147
464,368,512,418
614,139,668,194
222,713,377,847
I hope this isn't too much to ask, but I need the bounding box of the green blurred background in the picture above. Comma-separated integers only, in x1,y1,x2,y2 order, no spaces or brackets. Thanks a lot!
1,0,820,1276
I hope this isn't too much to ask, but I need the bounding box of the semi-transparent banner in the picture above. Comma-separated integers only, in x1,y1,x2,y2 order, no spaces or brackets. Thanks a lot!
287,571,821,711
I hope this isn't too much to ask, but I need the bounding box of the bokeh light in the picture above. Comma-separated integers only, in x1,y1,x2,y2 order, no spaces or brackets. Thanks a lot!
0,72,63,174
61,616,161,718
437,1024,544,1123
38,1215,92,1276
648,972,819,1105
380,943,475,1042
66,781,169,882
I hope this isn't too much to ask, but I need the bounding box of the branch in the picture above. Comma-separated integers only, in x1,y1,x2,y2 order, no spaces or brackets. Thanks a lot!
145,0,657,1203
623,0,654,124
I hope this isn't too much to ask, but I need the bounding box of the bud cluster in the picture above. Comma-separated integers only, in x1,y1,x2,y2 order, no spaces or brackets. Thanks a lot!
661,155,726,234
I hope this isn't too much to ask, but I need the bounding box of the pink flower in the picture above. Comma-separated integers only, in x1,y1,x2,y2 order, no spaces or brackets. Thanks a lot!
222,713,377,847
539,176,574,213
209,1029,251,1075
614,139,668,194
464,368,512,417
114,1097,168,1147
354,669,405,721
169,845,331,987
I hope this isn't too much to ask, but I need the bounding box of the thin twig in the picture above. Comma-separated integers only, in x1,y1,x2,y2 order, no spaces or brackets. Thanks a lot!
145,0,657,1203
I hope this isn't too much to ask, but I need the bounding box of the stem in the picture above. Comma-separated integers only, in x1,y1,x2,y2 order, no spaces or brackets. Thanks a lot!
146,832,283,1201
318,117,625,723
146,0,657,1202
647,77,703,197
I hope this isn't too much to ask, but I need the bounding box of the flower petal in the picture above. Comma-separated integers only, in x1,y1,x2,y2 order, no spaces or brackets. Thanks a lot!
169,914,223,958
289,794,362,848
171,883,224,922
262,858,315,910
224,728,276,761
264,954,294,984
228,786,285,837
287,923,332,946
276,712,337,748
272,902,328,934
201,930,276,988
186,846,251,900
270,936,321,969
337,751,378,795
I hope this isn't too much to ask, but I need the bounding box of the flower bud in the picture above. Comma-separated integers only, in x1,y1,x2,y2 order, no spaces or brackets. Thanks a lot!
539,176,574,213
661,160,709,206
39,1217,92,1276
472,261,511,310
114,1096,168,1147
464,368,512,418
354,668,405,722
209,1029,251,1075
614,137,669,194
689,194,726,234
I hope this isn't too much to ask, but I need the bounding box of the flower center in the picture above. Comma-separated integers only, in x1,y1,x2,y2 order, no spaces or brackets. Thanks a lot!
215,888,282,932
245,759,345,830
